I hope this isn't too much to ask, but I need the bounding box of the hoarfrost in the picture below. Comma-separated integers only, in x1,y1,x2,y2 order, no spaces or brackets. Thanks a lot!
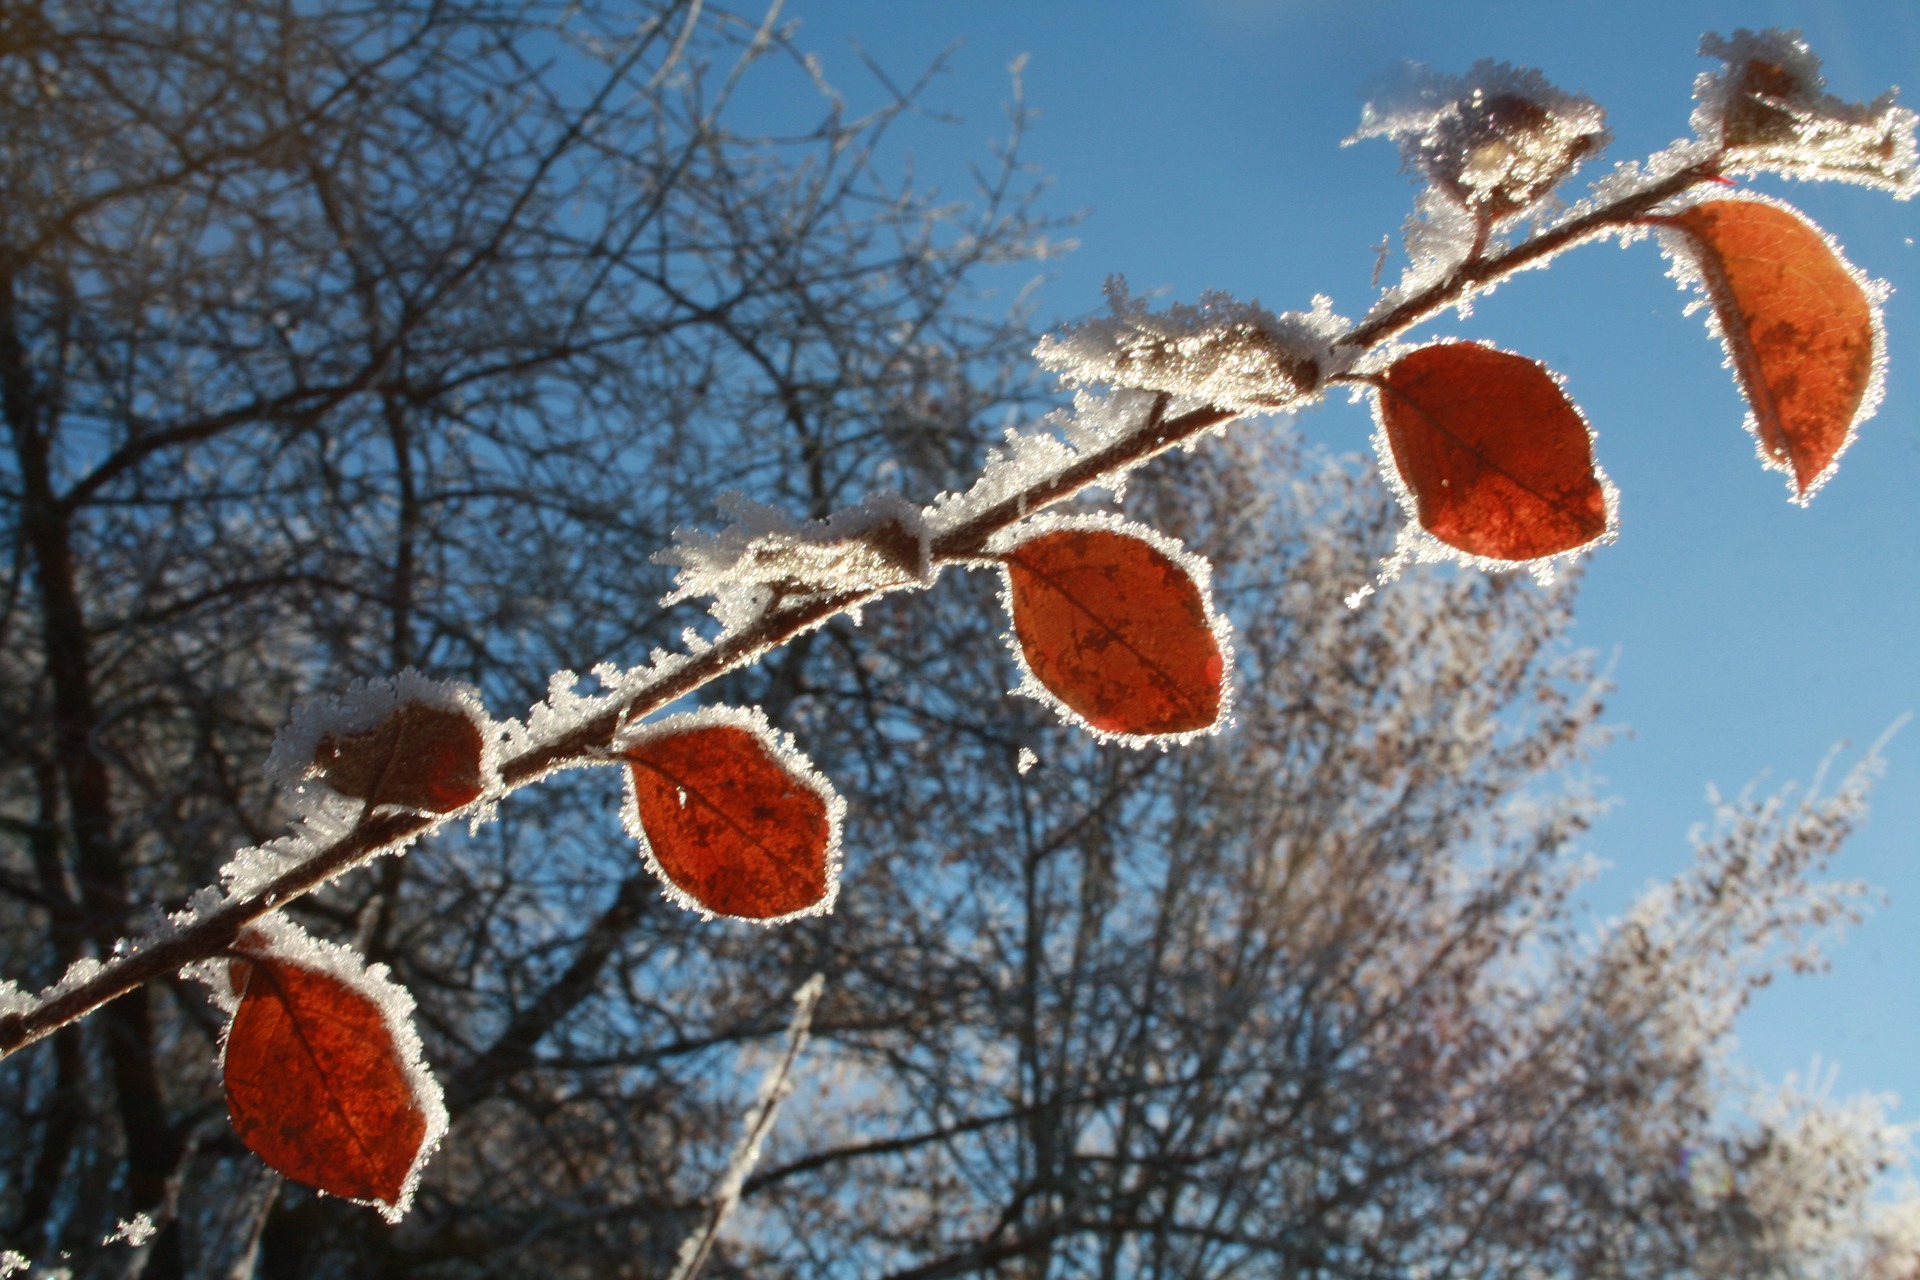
213,913,448,1224
1016,747,1038,776
659,490,932,633
1351,59,1609,224
1694,28,1918,198
1033,277,1345,410
0,1253,25,1278
103,1214,156,1248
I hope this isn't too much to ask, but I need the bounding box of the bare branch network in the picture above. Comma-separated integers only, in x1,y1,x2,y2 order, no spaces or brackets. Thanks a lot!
1,5,1915,1273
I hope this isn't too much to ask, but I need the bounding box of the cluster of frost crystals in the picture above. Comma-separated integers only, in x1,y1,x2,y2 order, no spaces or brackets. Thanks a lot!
659,490,931,633
1352,60,1609,225
1695,29,1918,198
1032,278,1343,411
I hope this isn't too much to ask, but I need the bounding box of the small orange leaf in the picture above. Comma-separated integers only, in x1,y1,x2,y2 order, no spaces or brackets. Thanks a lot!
1000,523,1227,739
223,954,431,1214
314,702,485,814
622,712,840,922
1661,198,1879,499
1373,342,1611,563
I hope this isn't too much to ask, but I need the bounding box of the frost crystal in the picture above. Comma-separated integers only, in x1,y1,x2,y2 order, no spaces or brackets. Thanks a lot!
660,490,931,633
1695,29,1919,198
103,1214,156,1248
1353,60,1609,224
0,1252,25,1278
1033,278,1342,411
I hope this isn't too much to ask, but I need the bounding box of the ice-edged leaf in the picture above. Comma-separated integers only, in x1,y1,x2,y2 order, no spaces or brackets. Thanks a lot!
219,916,446,1222
1370,341,1616,567
1655,196,1885,501
268,669,497,816
619,706,844,923
991,515,1232,745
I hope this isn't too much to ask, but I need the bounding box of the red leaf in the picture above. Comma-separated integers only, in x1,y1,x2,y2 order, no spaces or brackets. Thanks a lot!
1661,198,1879,499
314,701,485,814
1373,342,1612,563
223,952,432,1215
1000,523,1227,739
622,712,840,922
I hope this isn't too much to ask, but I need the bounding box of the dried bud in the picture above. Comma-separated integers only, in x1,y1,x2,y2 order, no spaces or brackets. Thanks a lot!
1696,29,1918,198
1354,61,1609,225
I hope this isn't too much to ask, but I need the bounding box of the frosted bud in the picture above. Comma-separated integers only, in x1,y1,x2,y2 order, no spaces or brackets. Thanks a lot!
1353,60,1608,224
1695,29,1918,198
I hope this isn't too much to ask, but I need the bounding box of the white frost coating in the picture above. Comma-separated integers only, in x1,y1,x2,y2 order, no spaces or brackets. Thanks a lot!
1351,59,1609,223
0,978,29,1019
0,1252,25,1278
103,1214,156,1248
986,512,1235,750
217,913,448,1224
1354,340,1620,602
1652,191,1891,504
614,704,846,925
1033,277,1345,411
659,490,933,634
1016,747,1038,776
1694,29,1918,198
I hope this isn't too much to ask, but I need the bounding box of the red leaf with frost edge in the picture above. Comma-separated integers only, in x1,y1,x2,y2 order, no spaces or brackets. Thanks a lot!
1374,342,1610,562
622,715,839,921
223,954,431,1213
1660,199,1878,499
1001,525,1226,739
314,702,485,814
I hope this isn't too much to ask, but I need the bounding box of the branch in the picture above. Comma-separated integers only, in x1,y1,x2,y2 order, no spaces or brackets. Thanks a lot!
0,156,1728,1059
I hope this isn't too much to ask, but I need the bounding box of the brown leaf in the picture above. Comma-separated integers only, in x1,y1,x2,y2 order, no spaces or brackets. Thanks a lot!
623,715,839,921
314,702,486,814
1373,342,1611,563
1662,198,1878,499
1002,524,1226,738
223,953,431,1213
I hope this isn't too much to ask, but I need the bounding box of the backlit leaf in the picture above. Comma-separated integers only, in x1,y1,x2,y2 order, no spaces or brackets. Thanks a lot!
621,709,842,922
998,520,1228,741
223,947,436,1219
1373,342,1613,563
1660,198,1880,500
314,701,486,814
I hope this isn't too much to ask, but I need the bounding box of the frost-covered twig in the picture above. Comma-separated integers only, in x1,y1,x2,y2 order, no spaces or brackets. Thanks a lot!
0,136,1847,1059
667,973,825,1280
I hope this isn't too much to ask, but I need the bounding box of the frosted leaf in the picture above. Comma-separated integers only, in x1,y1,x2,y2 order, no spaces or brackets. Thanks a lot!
1694,29,1918,198
616,704,845,924
1033,277,1342,410
265,669,499,820
659,490,931,634
103,1215,156,1248
215,913,448,1223
1352,59,1609,225
1354,339,1619,596
987,512,1234,749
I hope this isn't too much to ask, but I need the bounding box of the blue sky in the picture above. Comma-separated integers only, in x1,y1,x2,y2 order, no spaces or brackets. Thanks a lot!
770,1,1920,1126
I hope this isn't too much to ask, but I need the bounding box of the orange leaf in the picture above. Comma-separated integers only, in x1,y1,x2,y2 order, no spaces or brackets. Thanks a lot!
223,953,432,1215
1000,523,1227,739
1662,198,1879,499
1373,342,1612,563
314,701,485,814
622,712,840,922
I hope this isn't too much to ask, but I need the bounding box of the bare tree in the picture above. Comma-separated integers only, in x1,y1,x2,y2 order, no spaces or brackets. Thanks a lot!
1,4,1914,1279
